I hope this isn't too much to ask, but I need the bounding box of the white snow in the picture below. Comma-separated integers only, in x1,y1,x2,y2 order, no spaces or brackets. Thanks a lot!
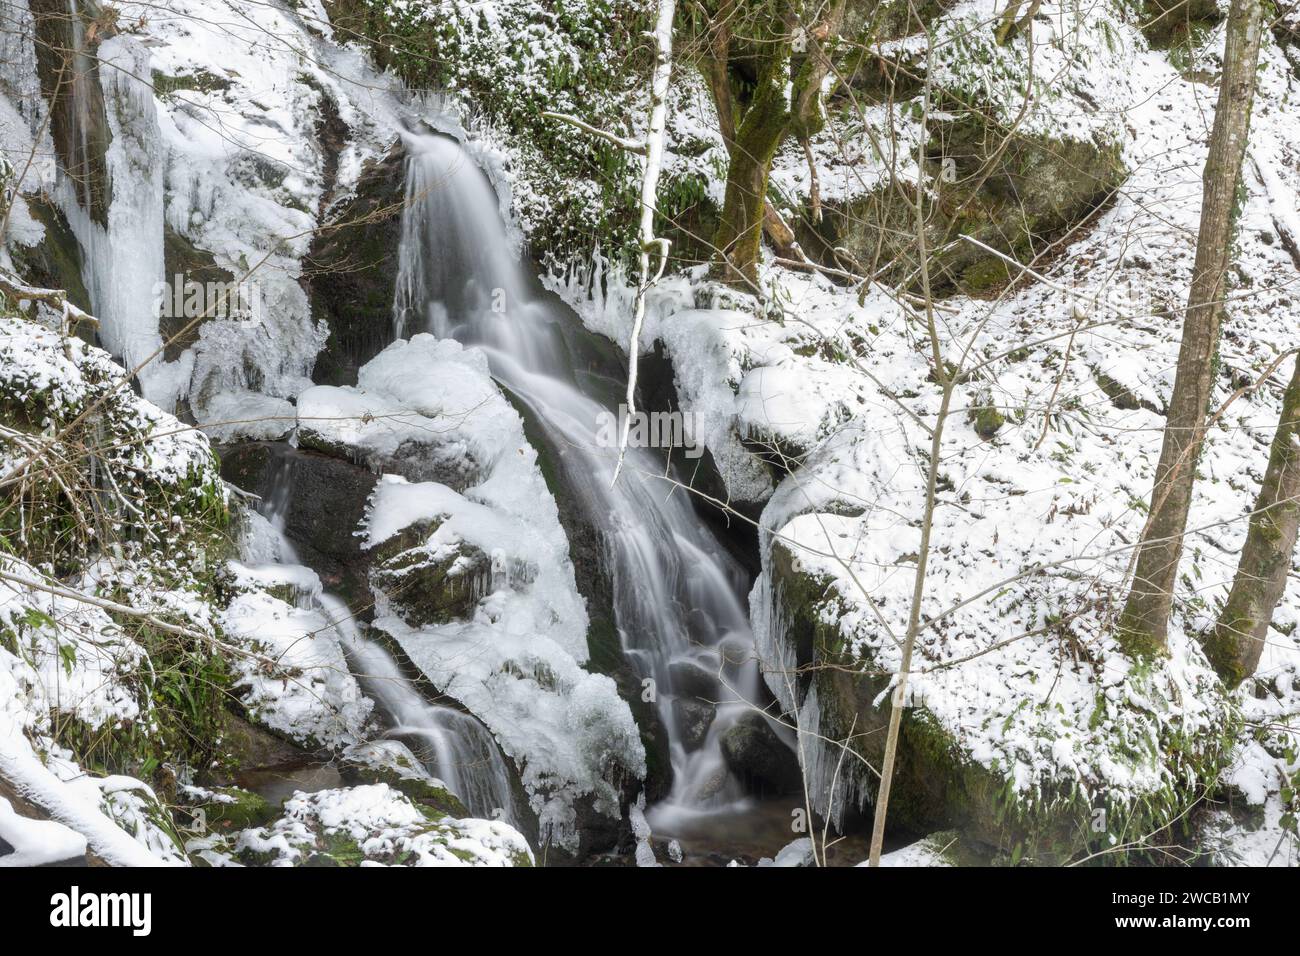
234,784,533,866
0,794,86,866
220,565,373,751
328,335,644,852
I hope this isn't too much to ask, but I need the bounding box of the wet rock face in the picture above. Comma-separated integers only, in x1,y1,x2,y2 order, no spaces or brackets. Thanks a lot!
719,712,802,797
637,340,767,557
30,0,114,228
507,390,676,806
306,145,406,387
668,657,722,702
218,440,377,606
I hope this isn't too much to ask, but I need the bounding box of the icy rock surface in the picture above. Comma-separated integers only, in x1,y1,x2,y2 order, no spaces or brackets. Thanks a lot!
318,336,647,853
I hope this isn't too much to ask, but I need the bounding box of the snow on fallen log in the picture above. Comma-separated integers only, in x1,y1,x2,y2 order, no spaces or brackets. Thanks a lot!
0,795,87,866
0,734,167,867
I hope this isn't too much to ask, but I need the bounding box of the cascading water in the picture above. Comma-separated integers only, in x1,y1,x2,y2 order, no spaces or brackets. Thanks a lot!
392,131,793,835
251,459,518,823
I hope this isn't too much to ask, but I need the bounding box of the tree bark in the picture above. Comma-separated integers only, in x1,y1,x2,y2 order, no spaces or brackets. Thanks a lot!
1118,0,1264,656
711,75,789,285
612,0,675,485
1207,357,1300,686
705,0,847,286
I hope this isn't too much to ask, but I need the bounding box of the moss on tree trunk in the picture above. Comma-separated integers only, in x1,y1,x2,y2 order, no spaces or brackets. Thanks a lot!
711,75,790,285
1207,356,1300,686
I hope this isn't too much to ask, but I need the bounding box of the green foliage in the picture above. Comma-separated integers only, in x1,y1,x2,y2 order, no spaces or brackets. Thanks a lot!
327,0,656,264
0,318,234,796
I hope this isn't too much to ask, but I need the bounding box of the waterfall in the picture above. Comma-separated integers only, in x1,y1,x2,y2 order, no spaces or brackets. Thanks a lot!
253,458,519,824
392,131,791,828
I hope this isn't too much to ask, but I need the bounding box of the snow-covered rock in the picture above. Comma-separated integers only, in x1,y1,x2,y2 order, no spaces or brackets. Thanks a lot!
338,337,645,853
229,784,533,867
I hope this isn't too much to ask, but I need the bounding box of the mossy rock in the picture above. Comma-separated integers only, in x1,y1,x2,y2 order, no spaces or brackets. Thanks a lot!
368,518,492,627
968,402,1006,440
836,0,959,105
769,537,1235,863
7,195,92,317
192,786,278,831
801,121,1126,297
151,68,233,97
768,539,1086,861
1092,366,1163,414
292,427,358,463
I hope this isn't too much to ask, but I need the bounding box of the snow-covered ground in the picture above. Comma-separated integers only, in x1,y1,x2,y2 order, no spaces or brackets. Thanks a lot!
553,2,1300,857
2,0,1297,865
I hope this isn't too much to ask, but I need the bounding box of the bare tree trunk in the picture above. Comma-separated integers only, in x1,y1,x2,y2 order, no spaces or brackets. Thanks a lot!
868,33,942,867
1207,357,1300,685
1118,0,1264,657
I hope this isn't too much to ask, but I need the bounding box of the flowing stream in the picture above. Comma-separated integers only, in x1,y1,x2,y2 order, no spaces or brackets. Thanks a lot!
392,132,794,839
44,0,795,860
252,461,519,824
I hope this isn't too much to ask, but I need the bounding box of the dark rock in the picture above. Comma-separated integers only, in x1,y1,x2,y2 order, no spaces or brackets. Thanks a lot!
160,224,235,361
217,440,377,609
295,426,484,491
8,196,91,316
368,520,493,626
637,338,769,542
669,657,721,702
306,145,406,387
719,712,802,797
671,696,716,751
